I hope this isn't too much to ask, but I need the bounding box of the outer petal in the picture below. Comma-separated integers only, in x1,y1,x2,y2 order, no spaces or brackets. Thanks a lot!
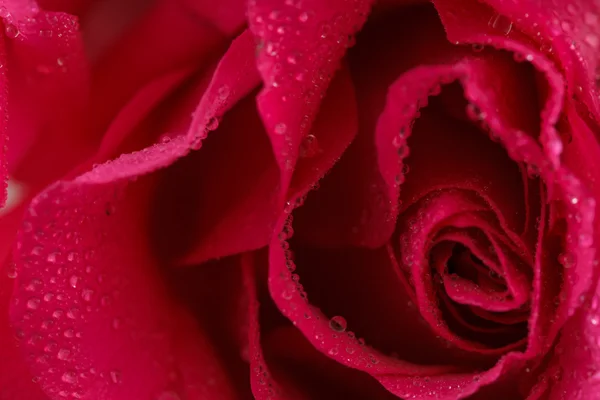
475,0,600,123
7,28,268,400
2,0,89,189
1,259,49,400
247,0,372,199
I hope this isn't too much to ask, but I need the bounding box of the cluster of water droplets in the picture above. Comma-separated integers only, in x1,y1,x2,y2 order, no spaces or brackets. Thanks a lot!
274,193,416,372
0,5,76,75
248,0,369,171
189,83,231,150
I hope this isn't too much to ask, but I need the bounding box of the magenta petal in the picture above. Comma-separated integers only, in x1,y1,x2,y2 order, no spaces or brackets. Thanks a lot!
248,0,372,198
432,0,564,167
1,259,49,400
178,0,247,35
268,211,533,398
0,36,7,207
545,286,600,399
241,253,307,400
3,2,89,188
89,0,225,138
9,136,244,399
478,0,600,122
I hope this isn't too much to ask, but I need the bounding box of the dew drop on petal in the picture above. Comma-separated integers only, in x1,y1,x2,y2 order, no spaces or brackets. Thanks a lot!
489,14,513,35
156,391,181,400
61,371,77,384
27,298,40,310
110,370,122,384
274,123,287,135
57,348,70,360
205,116,219,131
4,23,19,38
329,316,347,332
6,264,17,279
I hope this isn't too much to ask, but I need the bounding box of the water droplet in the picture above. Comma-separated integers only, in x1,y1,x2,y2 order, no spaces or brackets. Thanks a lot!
328,346,339,355
110,370,122,384
579,233,593,247
112,318,122,330
489,14,513,35
69,275,79,288
217,85,230,101
43,292,54,302
298,12,309,23
590,315,599,326
64,329,75,338
299,134,319,157
585,34,599,48
585,12,599,26
81,289,94,302
329,316,347,332
41,320,54,330
52,309,64,319
27,298,41,310
67,307,80,319
57,348,70,360
6,264,17,279
5,23,19,38
61,371,77,384
26,279,42,292
205,116,219,131
471,43,484,52
44,341,57,353
274,123,287,135
286,54,297,64
47,252,58,263
559,253,575,268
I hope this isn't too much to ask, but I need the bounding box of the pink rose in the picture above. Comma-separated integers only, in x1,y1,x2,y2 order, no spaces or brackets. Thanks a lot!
1,0,600,399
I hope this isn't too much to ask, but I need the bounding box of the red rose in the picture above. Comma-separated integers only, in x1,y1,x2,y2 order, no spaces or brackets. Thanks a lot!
1,0,600,399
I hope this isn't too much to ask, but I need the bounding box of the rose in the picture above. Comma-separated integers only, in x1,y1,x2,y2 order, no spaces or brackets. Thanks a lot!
0,0,599,399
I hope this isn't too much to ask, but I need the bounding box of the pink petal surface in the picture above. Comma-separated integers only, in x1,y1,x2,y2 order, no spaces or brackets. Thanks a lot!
474,0,600,124
248,0,372,199
88,0,226,143
534,108,600,397
266,5,598,396
7,27,275,400
178,0,247,36
241,253,306,400
1,259,49,400
292,5,468,249
9,137,238,400
0,34,7,207
2,1,89,188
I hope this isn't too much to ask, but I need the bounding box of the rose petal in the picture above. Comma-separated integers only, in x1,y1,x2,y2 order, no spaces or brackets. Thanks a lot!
544,283,600,399
240,252,308,400
178,0,247,36
150,30,282,265
0,35,7,207
293,5,468,248
2,2,89,189
9,133,247,400
248,0,372,199
89,0,225,140
432,0,565,167
262,326,402,399
152,89,280,265
475,0,600,123
1,258,49,400
6,28,268,397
